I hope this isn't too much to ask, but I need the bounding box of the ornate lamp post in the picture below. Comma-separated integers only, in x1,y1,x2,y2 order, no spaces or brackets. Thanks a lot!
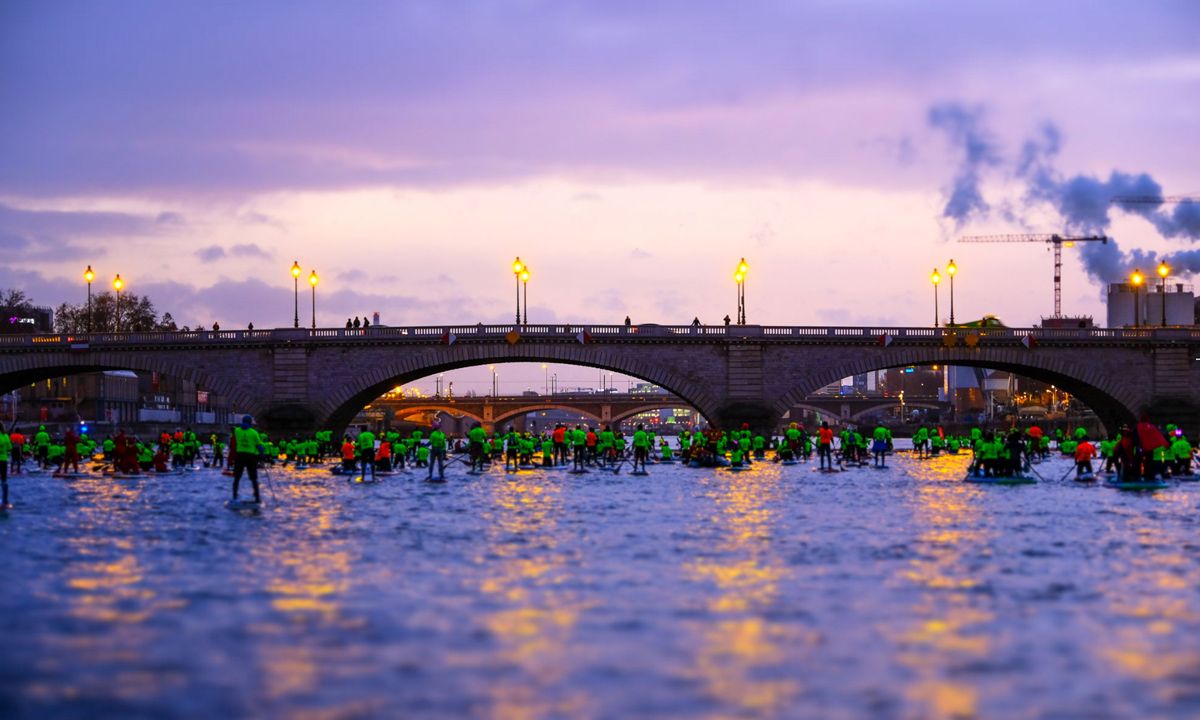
946,258,957,325
291,261,301,328
734,257,748,325
113,274,124,332
308,270,318,329
1157,261,1169,327
931,268,941,327
1130,268,1144,328
512,257,524,325
521,267,530,326
84,265,95,333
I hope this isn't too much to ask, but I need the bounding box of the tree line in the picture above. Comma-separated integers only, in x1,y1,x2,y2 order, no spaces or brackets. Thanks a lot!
1,287,181,333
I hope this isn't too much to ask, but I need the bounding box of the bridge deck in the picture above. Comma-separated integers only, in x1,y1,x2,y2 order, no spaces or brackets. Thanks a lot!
2,324,1197,350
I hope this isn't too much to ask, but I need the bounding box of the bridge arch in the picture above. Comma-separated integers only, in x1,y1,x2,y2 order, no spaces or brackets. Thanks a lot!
491,404,603,427
773,346,1142,434
316,343,721,433
0,350,263,418
390,405,486,425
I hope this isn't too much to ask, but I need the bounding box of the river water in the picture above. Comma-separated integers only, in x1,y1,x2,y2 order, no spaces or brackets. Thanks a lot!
2,450,1199,719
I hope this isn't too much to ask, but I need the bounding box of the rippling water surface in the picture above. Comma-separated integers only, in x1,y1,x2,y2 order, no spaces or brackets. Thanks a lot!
3,450,1200,719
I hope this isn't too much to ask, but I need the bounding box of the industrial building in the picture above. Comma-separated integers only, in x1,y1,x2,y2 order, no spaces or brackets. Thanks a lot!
1106,282,1194,328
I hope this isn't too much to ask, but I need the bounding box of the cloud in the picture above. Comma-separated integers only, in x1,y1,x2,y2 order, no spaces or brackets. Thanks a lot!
629,247,652,259
195,245,226,262
0,202,177,259
2,4,1195,199
928,101,1002,227
230,242,271,258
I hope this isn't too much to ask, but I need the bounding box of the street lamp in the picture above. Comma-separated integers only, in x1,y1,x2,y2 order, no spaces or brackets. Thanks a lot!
931,268,941,327
489,364,497,396
521,267,530,326
734,257,748,325
512,257,523,325
291,261,301,328
308,270,318,329
1130,268,1144,328
83,265,95,333
946,259,957,325
542,363,548,395
112,274,124,332
1157,261,1169,327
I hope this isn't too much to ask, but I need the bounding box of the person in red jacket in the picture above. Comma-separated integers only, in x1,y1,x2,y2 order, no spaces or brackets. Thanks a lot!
1074,435,1096,478
1135,414,1169,480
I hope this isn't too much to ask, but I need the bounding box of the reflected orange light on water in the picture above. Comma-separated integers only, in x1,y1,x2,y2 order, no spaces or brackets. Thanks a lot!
477,476,589,720
892,470,993,719
249,482,361,704
684,467,801,715
1095,499,1200,698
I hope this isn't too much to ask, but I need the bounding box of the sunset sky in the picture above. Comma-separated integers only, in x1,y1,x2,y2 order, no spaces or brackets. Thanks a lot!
2,2,1197,393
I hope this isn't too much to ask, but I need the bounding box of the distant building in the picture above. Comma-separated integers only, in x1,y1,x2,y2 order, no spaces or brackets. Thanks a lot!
0,305,53,334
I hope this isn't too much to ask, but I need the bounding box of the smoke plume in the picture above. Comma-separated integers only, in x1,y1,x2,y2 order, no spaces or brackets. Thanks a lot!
928,102,1002,227
931,104,1199,283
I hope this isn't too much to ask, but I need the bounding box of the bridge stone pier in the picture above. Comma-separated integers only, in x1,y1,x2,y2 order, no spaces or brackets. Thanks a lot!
1,324,1198,436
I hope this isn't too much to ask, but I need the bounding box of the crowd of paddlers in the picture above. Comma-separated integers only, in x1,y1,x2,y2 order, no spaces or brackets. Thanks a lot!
0,412,1192,509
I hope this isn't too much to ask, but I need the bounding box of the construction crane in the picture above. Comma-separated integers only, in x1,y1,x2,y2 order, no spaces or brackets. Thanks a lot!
958,234,1108,318
1110,195,1200,204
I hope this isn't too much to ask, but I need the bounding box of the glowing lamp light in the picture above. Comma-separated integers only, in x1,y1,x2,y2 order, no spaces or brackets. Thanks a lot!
520,269,530,282
513,257,523,274
1130,269,1144,286
309,270,319,287
291,260,301,279
734,272,744,283
1157,261,1169,278
737,258,748,275
113,274,124,292
931,268,941,285
947,259,957,276
84,266,95,283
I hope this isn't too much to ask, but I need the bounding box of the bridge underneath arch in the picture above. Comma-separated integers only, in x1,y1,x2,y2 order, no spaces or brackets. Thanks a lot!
374,392,695,432
373,392,948,432
0,323,1196,435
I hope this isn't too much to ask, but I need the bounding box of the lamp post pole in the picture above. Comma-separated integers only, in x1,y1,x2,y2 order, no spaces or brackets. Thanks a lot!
521,268,530,326
113,275,124,332
1130,269,1144,328
734,258,748,325
84,266,94,334
309,270,318,329
1157,262,1169,327
512,257,523,326
291,261,301,329
931,268,941,327
947,259,957,325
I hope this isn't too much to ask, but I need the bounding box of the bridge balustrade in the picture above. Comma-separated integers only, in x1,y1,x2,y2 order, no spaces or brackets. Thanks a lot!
3,324,1200,349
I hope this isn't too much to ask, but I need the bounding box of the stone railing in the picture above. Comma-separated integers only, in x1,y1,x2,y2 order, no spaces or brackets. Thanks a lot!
0,323,1197,350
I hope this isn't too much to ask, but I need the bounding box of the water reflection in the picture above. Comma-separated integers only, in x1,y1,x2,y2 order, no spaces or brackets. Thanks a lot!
1096,495,1200,711
895,455,993,719
477,473,587,719
685,464,799,716
249,479,363,708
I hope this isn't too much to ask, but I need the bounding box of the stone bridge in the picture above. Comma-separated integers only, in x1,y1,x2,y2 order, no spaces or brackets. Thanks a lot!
373,392,947,431
373,392,694,432
0,323,1196,435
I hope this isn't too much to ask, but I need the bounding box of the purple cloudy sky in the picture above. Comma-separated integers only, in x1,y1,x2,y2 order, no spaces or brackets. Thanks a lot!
1,2,1198,393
